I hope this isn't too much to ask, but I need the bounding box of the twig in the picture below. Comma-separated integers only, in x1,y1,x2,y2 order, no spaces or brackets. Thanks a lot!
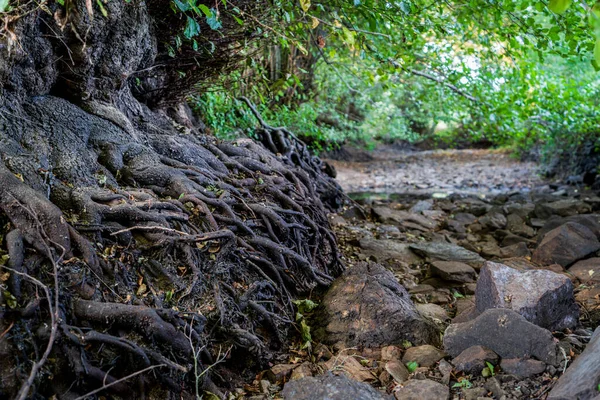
73,364,165,400
405,67,478,103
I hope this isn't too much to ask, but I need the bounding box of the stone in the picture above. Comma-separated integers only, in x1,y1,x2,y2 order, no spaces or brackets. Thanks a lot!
475,261,579,331
290,362,313,381
358,237,422,264
315,262,440,348
438,359,453,385
535,199,592,219
452,345,499,375
568,257,600,283
504,202,535,219
499,242,531,258
409,242,485,268
537,214,600,243
385,361,409,383
324,355,375,382
265,364,298,383
415,303,448,323
259,380,271,394
500,358,546,379
479,212,507,230
282,373,390,400
373,207,438,231
532,222,600,267
381,345,403,361
506,214,536,238
410,200,434,213
548,327,600,400
401,345,446,368
443,309,558,365
464,387,488,400
393,379,449,400
342,205,368,220
430,261,477,283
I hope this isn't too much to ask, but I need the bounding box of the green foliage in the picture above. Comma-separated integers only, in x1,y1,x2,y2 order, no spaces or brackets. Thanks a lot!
293,299,318,349
0,0,9,13
452,379,474,389
482,361,495,377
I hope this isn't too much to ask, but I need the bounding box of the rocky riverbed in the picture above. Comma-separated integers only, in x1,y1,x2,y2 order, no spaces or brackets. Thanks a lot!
236,147,600,400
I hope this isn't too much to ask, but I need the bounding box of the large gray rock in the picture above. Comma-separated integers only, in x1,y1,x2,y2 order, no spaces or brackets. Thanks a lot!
475,261,579,331
532,222,600,267
358,237,422,264
479,211,507,230
393,379,449,400
535,199,592,219
548,327,600,400
409,241,485,268
537,214,600,244
568,257,600,283
282,373,390,400
443,309,558,365
315,262,439,348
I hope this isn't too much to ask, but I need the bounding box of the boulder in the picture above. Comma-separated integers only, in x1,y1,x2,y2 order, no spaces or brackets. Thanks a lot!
506,214,536,238
315,262,440,348
548,327,600,400
532,222,600,267
401,345,446,368
430,261,477,283
415,303,449,323
443,309,558,365
568,257,600,283
409,242,485,268
500,358,546,379
535,199,592,219
475,261,579,331
537,214,600,244
393,379,449,400
452,345,499,375
358,237,422,264
282,373,390,400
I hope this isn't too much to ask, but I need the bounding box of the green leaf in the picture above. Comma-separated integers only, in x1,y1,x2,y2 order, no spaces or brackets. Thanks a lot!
406,361,419,373
0,0,9,12
207,10,223,30
184,16,201,39
486,361,495,376
3,291,17,309
293,299,318,314
96,0,108,17
198,4,212,17
299,0,310,13
173,0,190,12
548,0,572,14
595,37,600,66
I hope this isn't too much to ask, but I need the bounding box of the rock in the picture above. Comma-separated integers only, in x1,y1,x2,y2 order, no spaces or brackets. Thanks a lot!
532,222,600,267
342,205,368,220
535,200,592,219
323,355,374,382
259,380,271,394
393,379,449,400
464,387,488,400
475,261,579,331
568,257,600,283
499,231,534,247
358,237,422,264
282,373,390,400
381,345,403,361
537,214,600,243
443,309,558,365
548,327,600,400
500,358,546,379
506,214,536,238
329,214,347,226
452,345,499,375
401,345,446,368
385,361,409,383
265,364,298,383
409,242,485,268
504,202,535,219
484,377,505,399
410,200,434,213
478,240,503,259
415,303,449,323
315,262,440,348
373,207,438,231
438,359,453,385
430,261,477,283
499,242,531,258
479,212,507,230
290,362,313,381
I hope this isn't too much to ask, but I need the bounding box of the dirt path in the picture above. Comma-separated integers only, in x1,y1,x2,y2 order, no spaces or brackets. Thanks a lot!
325,145,546,197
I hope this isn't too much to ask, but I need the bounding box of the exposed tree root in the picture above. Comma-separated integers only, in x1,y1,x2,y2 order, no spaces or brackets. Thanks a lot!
0,95,343,398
